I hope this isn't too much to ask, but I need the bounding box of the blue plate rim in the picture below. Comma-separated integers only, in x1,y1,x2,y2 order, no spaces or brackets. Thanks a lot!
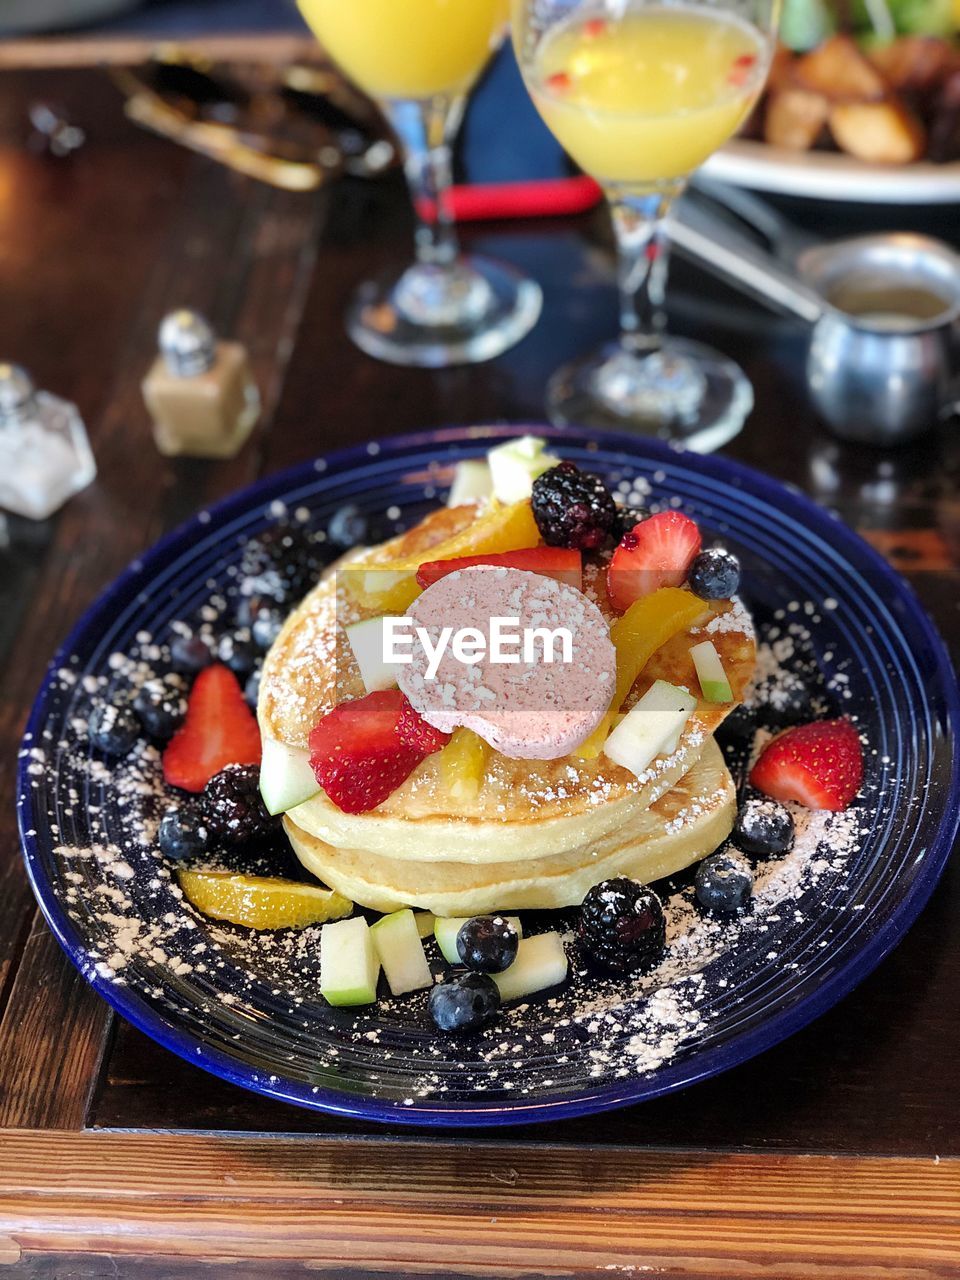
16,422,960,1128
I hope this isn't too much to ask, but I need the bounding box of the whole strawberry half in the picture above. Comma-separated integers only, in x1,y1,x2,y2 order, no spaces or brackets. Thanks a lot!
749,718,863,811
606,511,702,612
309,690,444,814
397,698,451,753
162,663,262,793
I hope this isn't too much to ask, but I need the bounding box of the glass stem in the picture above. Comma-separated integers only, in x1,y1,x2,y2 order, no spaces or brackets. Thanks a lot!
608,187,681,357
383,97,465,269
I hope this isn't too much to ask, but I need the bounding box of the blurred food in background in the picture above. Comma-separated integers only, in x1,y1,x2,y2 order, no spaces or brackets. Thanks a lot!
748,0,960,162
0,0,142,34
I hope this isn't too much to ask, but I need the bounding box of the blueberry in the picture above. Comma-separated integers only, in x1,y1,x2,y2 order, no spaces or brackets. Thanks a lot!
217,631,258,677
251,608,283,651
170,632,212,675
733,797,795,858
688,548,741,600
456,916,520,974
694,852,753,917
133,680,186,740
579,877,666,972
158,805,209,861
617,504,651,538
88,703,140,757
429,972,500,1033
328,504,369,551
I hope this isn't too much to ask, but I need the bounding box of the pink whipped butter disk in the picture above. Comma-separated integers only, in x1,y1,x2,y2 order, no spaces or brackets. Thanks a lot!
398,566,616,760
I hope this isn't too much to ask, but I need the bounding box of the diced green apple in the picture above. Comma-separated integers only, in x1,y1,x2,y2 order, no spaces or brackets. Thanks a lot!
259,735,320,816
434,915,523,965
602,679,697,778
345,615,400,694
447,459,493,508
320,916,380,1007
690,640,733,703
493,932,568,1002
370,909,434,996
488,436,560,504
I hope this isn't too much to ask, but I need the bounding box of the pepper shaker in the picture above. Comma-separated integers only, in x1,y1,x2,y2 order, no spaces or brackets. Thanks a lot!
0,362,97,520
142,310,260,459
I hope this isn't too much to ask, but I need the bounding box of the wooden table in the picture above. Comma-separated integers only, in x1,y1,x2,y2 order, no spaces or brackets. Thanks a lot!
1,68,959,1278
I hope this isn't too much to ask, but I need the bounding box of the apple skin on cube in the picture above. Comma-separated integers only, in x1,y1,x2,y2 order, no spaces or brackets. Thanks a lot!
690,639,734,703
370,909,434,996
259,736,320,816
493,932,568,1002
602,680,697,778
434,915,523,965
320,916,380,1007
345,616,401,694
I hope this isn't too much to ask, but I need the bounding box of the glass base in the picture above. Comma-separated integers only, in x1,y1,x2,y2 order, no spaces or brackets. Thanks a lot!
346,255,542,368
546,337,754,453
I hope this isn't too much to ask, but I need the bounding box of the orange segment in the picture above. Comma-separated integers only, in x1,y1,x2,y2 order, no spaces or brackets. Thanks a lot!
575,587,711,759
343,501,540,613
178,870,353,930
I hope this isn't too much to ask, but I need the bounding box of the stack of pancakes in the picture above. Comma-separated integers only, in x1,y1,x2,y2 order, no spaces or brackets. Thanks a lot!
258,504,756,915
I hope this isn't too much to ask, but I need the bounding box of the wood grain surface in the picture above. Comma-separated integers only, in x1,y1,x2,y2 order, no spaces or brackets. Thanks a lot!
0,1132,957,1277
0,65,958,1277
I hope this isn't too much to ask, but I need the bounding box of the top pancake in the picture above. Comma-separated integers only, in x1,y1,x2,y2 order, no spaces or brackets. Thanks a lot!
258,502,756,825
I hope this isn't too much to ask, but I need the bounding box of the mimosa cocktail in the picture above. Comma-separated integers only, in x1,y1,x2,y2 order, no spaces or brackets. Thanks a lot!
299,0,540,366
299,0,509,100
513,0,778,445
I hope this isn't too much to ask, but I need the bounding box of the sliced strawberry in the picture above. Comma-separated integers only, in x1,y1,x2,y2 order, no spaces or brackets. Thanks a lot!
162,664,262,793
750,718,863,811
397,698,451,753
416,547,581,592
606,511,702,612
308,690,424,815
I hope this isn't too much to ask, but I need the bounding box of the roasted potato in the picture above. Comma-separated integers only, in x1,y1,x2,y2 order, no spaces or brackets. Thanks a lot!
764,88,831,150
828,99,927,163
794,34,889,101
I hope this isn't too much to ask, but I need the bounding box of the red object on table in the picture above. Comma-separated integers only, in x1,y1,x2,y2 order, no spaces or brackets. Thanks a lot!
416,175,603,224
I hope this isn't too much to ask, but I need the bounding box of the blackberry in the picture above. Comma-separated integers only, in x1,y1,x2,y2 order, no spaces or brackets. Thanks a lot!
133,679,186,741
240,523,328,604
88,703,140,758
429,972,500,1033
203,763,279,847
688,547,741,600
456,916,520,974
617,503,651,539
158,805,209,861
531,462,618,551
695,851,753,917
579,877,666,972
733,797,795,858
170,633,213,675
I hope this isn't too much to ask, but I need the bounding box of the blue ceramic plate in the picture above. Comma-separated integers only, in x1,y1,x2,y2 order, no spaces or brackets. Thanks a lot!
17,426,960,1126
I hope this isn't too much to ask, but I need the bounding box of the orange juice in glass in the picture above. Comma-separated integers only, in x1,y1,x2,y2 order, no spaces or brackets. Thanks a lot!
513,0,778,446
299,0,540,366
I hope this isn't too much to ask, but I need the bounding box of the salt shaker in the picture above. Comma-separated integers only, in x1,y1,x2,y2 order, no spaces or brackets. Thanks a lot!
142,310,260,459
0,363,97,520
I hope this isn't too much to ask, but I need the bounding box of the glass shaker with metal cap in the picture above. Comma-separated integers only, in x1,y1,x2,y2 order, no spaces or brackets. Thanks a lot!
142,309,261,458
0,362,97,520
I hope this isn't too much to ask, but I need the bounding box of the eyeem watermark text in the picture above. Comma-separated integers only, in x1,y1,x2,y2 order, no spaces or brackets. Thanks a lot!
384,616,573,681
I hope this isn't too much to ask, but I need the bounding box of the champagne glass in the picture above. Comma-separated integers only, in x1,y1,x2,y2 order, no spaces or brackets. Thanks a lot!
512,0,779,447
298,0,543,367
